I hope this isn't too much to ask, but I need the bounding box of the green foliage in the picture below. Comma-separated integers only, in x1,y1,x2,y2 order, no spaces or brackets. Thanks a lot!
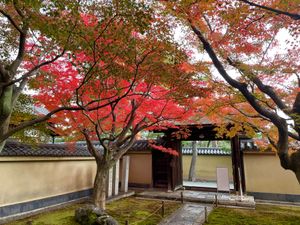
206,204,300,225
217,141,231,152
141,131,165,140
10,94,51,144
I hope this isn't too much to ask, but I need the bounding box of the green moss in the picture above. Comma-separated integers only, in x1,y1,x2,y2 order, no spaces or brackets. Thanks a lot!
6,198,181,225
206,204,300,225
7,204,81,225
106,197,180,225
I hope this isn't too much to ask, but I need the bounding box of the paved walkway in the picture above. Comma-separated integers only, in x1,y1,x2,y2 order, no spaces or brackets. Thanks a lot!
159,203,213,225
183,180,234,189
137,190,255,208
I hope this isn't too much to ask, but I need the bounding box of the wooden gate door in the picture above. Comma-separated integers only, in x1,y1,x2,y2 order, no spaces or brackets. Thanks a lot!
152,140,182,190
152,149,171,188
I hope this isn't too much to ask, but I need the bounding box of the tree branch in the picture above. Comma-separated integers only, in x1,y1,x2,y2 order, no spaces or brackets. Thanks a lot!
190,23,285,130
238,0,300,20
230,103,271,121
0,9,22,33
9,24,28,74
82,129,102,161
0,91,137,143
113,134,136,162
288,132,300,141
5,49,66,87
226,58,288,111
115,100,138,143
12,77,28,106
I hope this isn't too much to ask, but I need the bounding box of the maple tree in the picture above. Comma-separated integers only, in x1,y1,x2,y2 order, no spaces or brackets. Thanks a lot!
0,0,164,151
32,6,204,210
49,80,197,210
161,0,300,182
0,0,85,150
36,57,200,210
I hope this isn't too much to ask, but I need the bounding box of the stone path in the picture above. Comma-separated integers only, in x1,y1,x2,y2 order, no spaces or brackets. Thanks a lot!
159,203,213,225
183,180,234,190
137,190,255,208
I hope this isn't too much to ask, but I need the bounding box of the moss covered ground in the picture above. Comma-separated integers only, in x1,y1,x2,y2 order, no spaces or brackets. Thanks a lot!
206,204,300,225
6,197,181,225
7,199,300,225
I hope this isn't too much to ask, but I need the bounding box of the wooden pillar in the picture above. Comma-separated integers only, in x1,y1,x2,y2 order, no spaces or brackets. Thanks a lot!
240,150,246,193
231,135,246,193
107,167,113,198
113,160,120,196
231,136,240,191
165,138,182,191
121,156,130,192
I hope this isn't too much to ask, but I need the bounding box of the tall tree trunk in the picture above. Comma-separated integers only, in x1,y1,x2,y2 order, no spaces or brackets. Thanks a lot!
93,166,108,210
188,141,197,181
0,86,13,152
206,140,210,147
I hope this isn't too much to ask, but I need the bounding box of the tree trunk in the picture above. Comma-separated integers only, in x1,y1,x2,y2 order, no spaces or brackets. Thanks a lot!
188,141,197,181
206,140,210,147
92,166,108,210
0,86,13,152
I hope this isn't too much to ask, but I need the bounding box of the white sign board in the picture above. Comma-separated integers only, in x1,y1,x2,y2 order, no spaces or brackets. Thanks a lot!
216,167,230,192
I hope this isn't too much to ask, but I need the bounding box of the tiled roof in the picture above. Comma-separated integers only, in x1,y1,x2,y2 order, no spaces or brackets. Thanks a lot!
0,140,91,157
182,147,231,155
0,140,230,157
0,139,154,157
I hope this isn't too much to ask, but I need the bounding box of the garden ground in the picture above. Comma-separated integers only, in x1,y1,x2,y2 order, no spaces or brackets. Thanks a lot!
206,204,300,225
6,197,180,225
5,198,300,225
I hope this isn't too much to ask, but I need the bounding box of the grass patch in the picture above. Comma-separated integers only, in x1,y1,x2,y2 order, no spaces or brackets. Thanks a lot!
6,197,181,225
206,204,300,225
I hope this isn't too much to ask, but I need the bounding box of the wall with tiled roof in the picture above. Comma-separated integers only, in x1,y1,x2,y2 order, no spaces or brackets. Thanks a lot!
0,140,91,157
1,141,232,157
0,140,154,157
182,147,231,155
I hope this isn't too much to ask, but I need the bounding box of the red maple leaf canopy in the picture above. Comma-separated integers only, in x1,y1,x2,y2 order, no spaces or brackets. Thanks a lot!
30,10,207,155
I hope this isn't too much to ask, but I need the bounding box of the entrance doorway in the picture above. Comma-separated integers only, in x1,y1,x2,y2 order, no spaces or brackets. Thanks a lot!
151,124,246,193
152,139,182,190
182,140,234,190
